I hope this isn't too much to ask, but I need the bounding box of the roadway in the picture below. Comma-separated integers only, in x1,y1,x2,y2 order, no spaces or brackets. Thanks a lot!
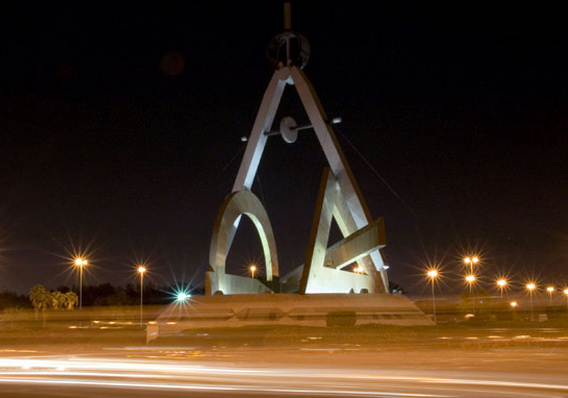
0,345,567,397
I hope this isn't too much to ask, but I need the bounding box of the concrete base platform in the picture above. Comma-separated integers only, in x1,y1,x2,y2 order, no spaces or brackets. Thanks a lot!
147,293,433,342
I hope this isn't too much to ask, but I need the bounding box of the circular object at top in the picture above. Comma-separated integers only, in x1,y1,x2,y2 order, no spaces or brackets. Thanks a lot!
266,30,310,70
280,116,298,144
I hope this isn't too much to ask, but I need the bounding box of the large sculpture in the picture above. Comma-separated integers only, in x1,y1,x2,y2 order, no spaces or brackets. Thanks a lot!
206,5,388,296
147,5,432,342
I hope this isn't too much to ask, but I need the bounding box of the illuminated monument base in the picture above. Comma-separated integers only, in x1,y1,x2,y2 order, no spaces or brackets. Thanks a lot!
147,293,431,343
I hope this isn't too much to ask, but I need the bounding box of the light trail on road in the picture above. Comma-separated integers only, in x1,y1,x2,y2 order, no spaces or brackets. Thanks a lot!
0,354,567,398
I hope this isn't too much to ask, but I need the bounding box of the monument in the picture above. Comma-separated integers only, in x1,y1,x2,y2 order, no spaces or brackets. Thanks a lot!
148,4,431,342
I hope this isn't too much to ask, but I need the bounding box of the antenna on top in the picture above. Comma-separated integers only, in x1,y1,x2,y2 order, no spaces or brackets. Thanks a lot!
284,3,292,64
266,2,310,70
284,2,292,30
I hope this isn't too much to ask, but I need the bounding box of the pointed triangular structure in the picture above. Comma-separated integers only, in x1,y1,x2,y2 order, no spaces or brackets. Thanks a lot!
222,65,389,293
233,67,373,234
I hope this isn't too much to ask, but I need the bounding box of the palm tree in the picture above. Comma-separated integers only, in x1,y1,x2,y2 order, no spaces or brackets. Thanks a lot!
29,284,51,323
63,291,78,310
51,291,66,310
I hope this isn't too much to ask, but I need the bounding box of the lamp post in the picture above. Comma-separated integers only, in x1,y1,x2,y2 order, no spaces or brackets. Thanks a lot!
249,264,257,278
466,274,476,314
137,265,146,327
463,256,479,275
497,279,507,299
175,291,190,319
74,258,88,311
546,286,554,305
463,257,478,311
427,269,439,323
526,283,536,321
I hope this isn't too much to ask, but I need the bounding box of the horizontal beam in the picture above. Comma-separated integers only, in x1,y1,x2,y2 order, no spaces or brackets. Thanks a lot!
324,218,386,270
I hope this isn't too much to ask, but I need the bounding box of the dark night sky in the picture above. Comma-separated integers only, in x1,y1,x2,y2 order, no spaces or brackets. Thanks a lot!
1,1,566,295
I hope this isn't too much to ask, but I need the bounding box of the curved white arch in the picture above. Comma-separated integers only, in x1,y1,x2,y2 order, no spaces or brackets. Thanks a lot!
209,190,279,283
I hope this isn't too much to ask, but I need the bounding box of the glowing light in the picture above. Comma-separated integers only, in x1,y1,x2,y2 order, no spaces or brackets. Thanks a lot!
73,257,88,311
546,286,554,293
564,288,568,296
526,282,537,321
426,268,439,323
463,257,479,277
74,258,87,267
510,301,518,308
463,256,480,265
137,265,147,328
496,278,508,299
176,292,190,302
249,264,257,278
464,274,477,314
427,269,438,279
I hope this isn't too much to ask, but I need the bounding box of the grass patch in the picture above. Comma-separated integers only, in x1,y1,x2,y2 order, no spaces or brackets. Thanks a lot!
2,306,566,352
150,321,568,349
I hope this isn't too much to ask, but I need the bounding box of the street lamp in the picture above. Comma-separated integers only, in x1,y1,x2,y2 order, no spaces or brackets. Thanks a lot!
176,291,190,302
510,301,518,311
137,265,146,327
427,269,439,323
73,257,88,311
249,264,257,278
526,282,536,321
546,286,554,305
174,290,191,319
497,278,507,299
465,274,476,314
563,288,568,311
463,256,479,274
